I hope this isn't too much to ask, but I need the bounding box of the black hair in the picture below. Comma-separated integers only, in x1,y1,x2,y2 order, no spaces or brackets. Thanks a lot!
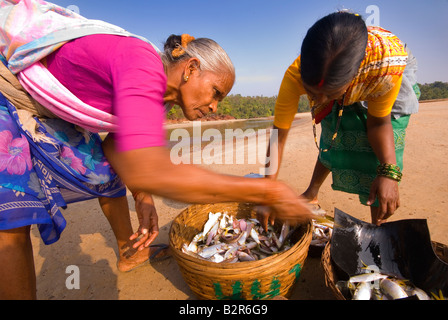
163,34,184,62
161,34,235,75
300,11,368,90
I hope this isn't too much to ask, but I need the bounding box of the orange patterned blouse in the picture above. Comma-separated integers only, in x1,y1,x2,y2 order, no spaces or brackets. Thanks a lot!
274,26,408,129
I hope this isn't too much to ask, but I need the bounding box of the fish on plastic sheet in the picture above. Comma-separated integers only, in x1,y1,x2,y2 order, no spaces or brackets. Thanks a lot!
336,270,433,300
330,208,448,300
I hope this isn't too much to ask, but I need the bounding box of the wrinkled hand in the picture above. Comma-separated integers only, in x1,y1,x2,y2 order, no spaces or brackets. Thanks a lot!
256,182,316,230
367,176,400,225
255,205,275,231
130,192,159,251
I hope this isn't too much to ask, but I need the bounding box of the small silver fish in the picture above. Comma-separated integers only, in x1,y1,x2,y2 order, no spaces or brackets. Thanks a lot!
349,272,388,284
278,222,290,245
353,282,372,300
202,212,222,236
237,222,252,245
210,253,225,263
250,227,261,244
224,246,238,260
379,279,408,299
219,213,229,229
410,287,431,300
206,222,220,246
241,241,258,250
198,243,228,259
271,232,282,249
237,251,256,262
183,211,292,263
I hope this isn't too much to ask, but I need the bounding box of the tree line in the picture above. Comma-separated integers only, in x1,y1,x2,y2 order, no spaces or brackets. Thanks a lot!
418,81,448,101
166,81,447,120
166,94,310,120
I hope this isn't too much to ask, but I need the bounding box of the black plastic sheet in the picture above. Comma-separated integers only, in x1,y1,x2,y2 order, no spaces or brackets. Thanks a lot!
330,208,448,298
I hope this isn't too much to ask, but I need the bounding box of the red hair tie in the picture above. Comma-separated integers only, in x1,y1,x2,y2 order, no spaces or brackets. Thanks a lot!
318,79,325,87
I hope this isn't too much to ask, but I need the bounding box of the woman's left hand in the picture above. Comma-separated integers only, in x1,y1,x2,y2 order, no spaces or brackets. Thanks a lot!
367,176,400,224
130,192,159,251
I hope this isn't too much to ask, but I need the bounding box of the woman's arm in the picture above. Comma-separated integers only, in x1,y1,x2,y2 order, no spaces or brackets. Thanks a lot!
266,58,305,179
366,113,400,221
102,134,314,224
366,113,397,164
265,125,290,179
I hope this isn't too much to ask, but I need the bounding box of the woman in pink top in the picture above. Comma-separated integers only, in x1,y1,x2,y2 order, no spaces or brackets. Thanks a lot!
0,27,315,299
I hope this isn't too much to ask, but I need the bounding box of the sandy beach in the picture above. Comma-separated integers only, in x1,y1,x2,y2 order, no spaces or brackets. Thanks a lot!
31,100,448,300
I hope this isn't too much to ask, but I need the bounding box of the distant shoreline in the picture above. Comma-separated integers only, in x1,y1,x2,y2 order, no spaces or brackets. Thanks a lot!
164,97,448,130
418,98,448,104
164,113,305,129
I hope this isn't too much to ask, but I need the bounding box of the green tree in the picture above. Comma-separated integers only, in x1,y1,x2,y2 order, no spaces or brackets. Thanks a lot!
418,81,448,100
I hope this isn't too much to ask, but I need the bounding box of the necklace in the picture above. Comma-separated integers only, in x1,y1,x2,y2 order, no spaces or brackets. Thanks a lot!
311,93,346,153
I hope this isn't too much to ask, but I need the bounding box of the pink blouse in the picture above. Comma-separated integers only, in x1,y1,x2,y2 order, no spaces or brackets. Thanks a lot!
46,34,167,152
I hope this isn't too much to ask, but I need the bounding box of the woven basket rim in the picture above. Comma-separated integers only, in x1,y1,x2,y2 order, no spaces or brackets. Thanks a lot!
321,242,346,300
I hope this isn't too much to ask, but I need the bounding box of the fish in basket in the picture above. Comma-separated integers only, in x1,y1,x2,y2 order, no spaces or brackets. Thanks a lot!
181,211,294,263
169,202,313,300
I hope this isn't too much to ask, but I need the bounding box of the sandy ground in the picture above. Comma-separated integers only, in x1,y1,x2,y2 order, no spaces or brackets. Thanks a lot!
31,100,448,300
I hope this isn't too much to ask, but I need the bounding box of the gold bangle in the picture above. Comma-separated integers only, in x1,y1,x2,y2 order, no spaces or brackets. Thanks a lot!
376,163,402,182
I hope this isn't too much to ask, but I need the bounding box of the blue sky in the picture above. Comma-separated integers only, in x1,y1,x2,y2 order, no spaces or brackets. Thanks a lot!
50,0,448,97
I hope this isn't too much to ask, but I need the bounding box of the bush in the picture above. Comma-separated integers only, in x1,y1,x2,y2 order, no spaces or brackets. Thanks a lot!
418,81,448,100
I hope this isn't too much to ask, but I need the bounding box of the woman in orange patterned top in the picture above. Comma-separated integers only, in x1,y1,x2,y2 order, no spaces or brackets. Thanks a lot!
266,11,420,225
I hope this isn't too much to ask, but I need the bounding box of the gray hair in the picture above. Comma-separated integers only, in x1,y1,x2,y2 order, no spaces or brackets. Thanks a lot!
161,35,235,78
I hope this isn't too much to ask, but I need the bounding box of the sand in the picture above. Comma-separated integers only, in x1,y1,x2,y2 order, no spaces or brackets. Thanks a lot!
31,100,448,300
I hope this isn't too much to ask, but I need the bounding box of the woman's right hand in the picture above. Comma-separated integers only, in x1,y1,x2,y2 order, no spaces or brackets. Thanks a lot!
130,191,159,251
257,181,316,230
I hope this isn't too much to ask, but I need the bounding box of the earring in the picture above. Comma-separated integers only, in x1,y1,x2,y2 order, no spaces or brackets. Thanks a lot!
184,75,189,82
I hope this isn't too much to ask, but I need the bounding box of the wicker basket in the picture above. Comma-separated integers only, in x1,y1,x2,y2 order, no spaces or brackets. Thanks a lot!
321,241,448,300
169,202,312,300
320,242,346,300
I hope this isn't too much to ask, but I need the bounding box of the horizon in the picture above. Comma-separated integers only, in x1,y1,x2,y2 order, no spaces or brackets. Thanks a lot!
50,0,448,97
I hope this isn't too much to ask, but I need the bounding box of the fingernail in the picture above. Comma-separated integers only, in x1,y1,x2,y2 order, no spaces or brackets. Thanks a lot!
142,229,148,235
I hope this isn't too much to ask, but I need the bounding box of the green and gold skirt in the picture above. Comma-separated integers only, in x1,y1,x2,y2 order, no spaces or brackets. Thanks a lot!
318,103,410,206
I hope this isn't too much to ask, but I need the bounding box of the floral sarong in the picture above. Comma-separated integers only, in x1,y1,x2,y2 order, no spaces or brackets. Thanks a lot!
0,0,157,244
0,92,125,244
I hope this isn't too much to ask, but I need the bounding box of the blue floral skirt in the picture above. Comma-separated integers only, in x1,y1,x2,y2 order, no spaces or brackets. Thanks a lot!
0,92,126,244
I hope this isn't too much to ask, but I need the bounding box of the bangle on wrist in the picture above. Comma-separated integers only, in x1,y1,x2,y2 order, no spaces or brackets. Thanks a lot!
132,190,142,200
376,163,402,182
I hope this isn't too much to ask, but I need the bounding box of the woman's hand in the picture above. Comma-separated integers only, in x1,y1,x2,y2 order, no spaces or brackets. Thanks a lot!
256,182,316,230
367,176,400,224
130,192,159,251
255,205,275,231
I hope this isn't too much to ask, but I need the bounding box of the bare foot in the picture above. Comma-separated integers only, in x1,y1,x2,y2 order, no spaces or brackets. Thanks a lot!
117,244,170,272
299,194,326,215
300,190,319,203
